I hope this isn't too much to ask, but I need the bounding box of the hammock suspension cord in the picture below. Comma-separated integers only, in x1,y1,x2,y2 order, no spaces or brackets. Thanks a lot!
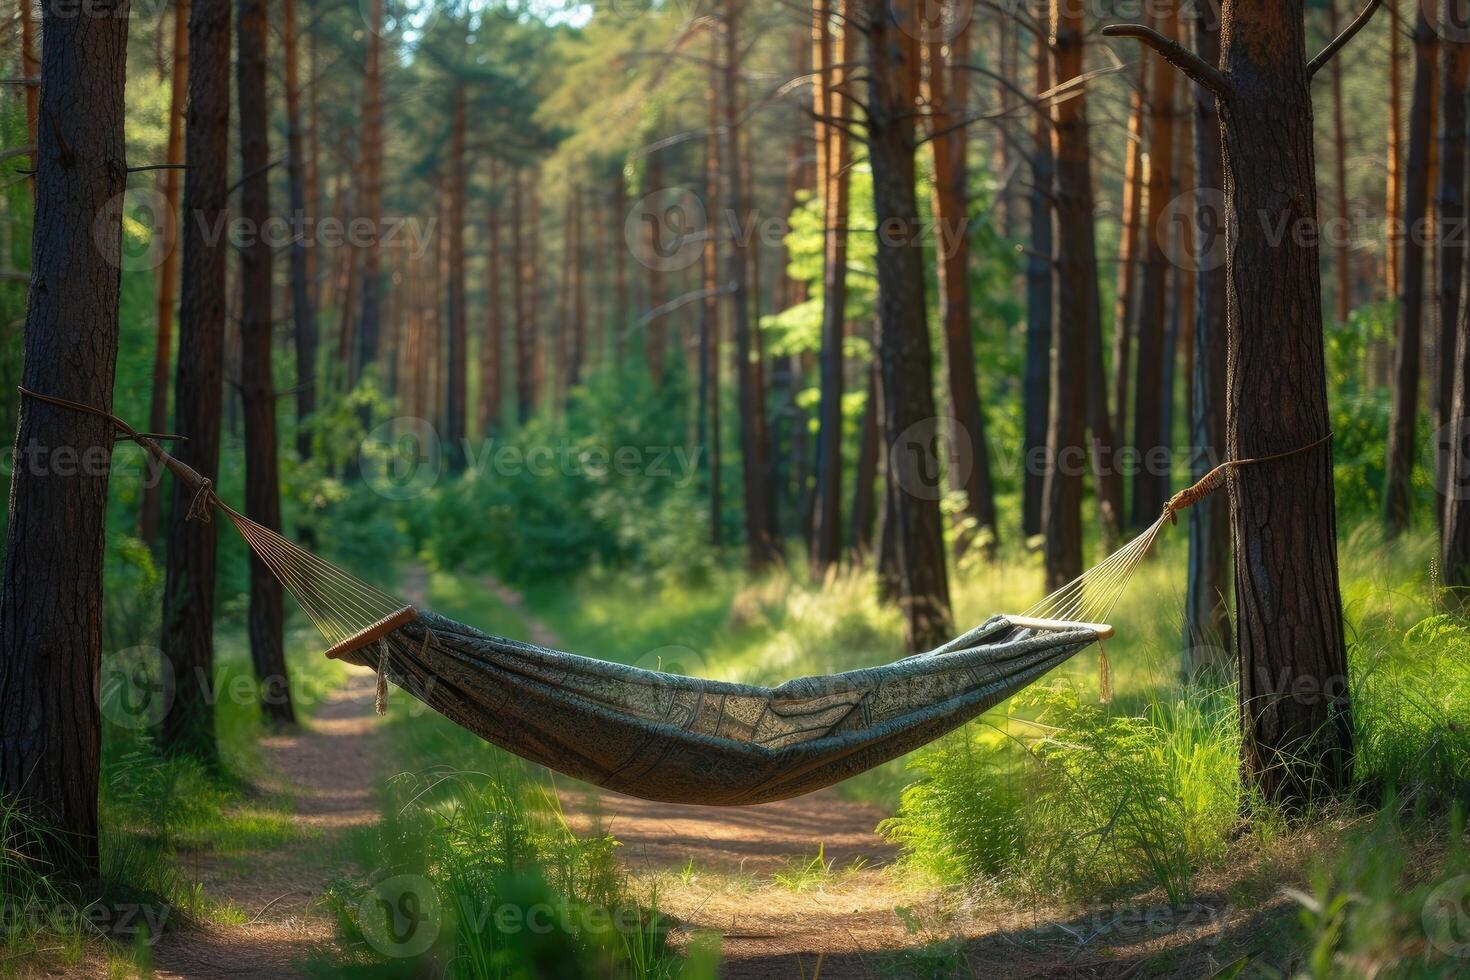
18,387,1331,658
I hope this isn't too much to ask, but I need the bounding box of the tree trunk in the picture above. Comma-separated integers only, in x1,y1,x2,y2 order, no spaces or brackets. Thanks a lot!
513,168,533,423
1042,1,1091,588
928,18,999,556
283,0,315,461
355,0,385,376
1214,0,1352,803
721,0,779,571
810,0,851,573
160,0,229,764
1444,242,1470,590
140,0,189,547
1184,0,1231,674
1023,32,1053,540
850,363,880,558
238,0,293,726
645,150,667,383
571,187,587,387
612,170,628,363
1131,0,1180,530
18,0,38,185
1387,0,1404,303
0,0,130,881
1327,0,1352,325
1435,4,1468,452
703,62,723,548
866,0,952,649
479,159,503,437
1384,10,1438,535
446,86,468,468
1111,56,1147,444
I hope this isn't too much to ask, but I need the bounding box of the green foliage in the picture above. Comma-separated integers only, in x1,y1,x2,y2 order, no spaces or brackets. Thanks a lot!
1327,302,1394,521
423,361,712,587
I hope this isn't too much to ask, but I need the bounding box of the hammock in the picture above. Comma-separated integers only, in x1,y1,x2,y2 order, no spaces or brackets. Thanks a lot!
21,389,1325,806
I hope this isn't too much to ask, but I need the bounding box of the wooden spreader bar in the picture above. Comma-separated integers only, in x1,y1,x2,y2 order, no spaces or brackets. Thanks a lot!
1005,615,1115,641
323,606,421,661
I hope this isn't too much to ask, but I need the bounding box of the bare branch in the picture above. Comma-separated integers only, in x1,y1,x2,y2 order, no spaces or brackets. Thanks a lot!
1100,24,1233,100
1308,0,1384,78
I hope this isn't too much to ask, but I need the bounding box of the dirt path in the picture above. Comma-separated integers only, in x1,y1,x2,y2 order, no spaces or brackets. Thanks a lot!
147,569,431,978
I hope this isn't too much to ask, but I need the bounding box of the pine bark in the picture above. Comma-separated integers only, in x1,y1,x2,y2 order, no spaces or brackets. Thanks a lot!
1217,0,1352,803
1131,0,1180,529
703,63,723,547
811,0,851,572
866,0,952,649
446,86,468,467
1111,56,1147,444
1384,11,1438,535
721,0,779,570
160,0,229,763
0,0,131,880
140,0,190,546
1023,31,1053,540
1435,6,1468,446
355,0,386,375
284,0,315,460
238,0,293,726
1184,1,1231,671
513,168,533,423
1327,0,1353,325
479,159,503,437
1042,1,1092,587
928,20,999,555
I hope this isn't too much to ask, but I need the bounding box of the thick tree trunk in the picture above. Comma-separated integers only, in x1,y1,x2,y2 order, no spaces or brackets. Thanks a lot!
1217,0,1352,804
1435,6,1468,450
1042,1,1092,588
355,0,385,376
1387,0,1403,302
703,64,723,548
238,0,293,726
1111,57,1147,444
811,0,851,573
283,0,315,460
479,159,503,437
1131,1,1180,529
1384,11,1438,535
160,0,229,763
1445,253,1470,589
928,20,999,555
0,0,130,881
446,86,468,468
1327,0,1352,325
866,0,952,649
1184,1,1231,673
140,0,189,547
1023,33,1053,540
721,0,779,571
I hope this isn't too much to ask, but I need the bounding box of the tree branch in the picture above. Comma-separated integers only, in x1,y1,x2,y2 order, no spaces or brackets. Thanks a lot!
1308,0,1384,78
1100,24,1233,100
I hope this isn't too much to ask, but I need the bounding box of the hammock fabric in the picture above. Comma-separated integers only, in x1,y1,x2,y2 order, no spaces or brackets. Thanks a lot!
17,389,1327,807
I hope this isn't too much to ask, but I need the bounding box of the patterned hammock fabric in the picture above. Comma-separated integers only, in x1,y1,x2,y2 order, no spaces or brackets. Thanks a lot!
342,612,1101,806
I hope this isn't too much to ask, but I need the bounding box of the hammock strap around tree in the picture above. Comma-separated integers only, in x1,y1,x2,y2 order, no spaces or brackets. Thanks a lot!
18,386,1331,673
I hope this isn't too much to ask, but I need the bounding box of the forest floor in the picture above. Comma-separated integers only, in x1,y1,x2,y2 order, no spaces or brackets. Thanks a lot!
124,569,1285,979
